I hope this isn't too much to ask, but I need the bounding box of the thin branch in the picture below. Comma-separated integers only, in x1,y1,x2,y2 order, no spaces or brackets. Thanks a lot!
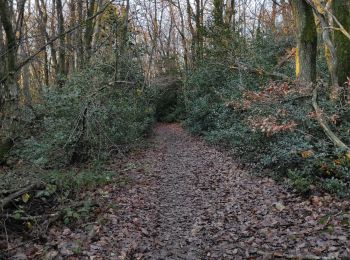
0,0,117,84
312,86,350,151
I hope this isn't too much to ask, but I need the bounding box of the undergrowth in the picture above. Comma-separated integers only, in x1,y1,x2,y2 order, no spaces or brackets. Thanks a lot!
182,33,350,197
13,54,154,168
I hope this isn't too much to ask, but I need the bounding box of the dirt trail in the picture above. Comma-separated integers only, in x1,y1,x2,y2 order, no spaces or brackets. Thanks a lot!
104,123,349,259
35,124,349,259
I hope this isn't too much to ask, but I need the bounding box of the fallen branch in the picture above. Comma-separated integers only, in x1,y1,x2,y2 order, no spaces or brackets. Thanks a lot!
274,48,296,70
0,212,59,221
229,62,292,82
0,182,45,211
312,87,350,152
0,188,22,195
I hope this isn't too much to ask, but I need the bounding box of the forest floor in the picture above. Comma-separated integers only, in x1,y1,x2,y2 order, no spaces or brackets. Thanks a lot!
5,123,350,259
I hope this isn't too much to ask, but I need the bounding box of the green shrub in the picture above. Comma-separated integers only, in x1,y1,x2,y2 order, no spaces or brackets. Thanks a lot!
287,169,313,195
322,178,348,197
182,32,350,196
15,55,154,167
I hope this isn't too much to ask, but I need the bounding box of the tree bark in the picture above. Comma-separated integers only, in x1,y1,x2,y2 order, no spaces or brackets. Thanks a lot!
67,0,76,73
84,0,97,63
0,0,19,105
333,0,350,86
224,0,235,31
194,0,203,62
56,0,67,81
304,0,341,100
290,0,317,83
213,0,224,27
77,0,84,69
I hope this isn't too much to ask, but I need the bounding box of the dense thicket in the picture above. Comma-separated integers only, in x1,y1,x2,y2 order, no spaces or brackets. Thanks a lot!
180,0,350,196
1,1,350,256
15,55,154,167
1,2,350,242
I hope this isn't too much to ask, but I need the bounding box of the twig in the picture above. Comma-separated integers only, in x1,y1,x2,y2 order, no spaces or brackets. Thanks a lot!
0,188,23,195
2,219,9,251
3,239,39,253
0,0,116,84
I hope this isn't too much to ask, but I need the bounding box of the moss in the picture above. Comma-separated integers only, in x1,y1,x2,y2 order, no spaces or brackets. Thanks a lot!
291,0,317,82
300,3,317,43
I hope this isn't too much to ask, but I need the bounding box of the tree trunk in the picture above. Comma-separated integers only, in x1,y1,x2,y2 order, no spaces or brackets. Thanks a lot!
121,0,130,54
333,0,350,86
0,17,5,81
224,0,235,31
290,0,317,83
91,0,104,51
271,0,277,33
213,0,224,27
195,0,203,62
36,0,55,86
0,0,19,162
84,0,96,63
304,0,341,100
0,0,19,104
77,0,84,69
21,12,32,107
56,0,66,81
66,0,76,74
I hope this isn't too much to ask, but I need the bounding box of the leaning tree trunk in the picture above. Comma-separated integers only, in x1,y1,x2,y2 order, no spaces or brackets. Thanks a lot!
304,0,342,100
333,0,350,86
290,0,317,84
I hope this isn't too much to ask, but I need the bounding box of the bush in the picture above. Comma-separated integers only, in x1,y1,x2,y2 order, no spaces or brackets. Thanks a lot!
182,33,350,196
15,55,154,167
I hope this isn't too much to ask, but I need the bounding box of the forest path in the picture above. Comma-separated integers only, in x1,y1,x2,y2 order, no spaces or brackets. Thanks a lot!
38,123,349,260
101,123,348,259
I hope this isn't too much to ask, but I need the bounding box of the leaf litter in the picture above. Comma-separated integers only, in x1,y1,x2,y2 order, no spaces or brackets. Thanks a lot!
3,123,350,259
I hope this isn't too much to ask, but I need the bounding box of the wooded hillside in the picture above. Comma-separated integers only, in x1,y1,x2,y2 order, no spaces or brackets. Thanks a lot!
1,0,350,258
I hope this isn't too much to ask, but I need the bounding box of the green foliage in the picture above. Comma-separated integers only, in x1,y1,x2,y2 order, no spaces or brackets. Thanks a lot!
63,200,93,224
15,55,154,167
152,83,182,122
38,169,115,192
182,31,350,196
322,178,348,197
287,169,313,195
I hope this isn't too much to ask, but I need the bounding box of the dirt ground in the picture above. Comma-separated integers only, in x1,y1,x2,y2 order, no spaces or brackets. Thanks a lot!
5,124,350,259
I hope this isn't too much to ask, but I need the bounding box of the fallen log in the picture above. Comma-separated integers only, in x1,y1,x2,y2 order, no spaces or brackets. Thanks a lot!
0,182,45,211
229,62,292,82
